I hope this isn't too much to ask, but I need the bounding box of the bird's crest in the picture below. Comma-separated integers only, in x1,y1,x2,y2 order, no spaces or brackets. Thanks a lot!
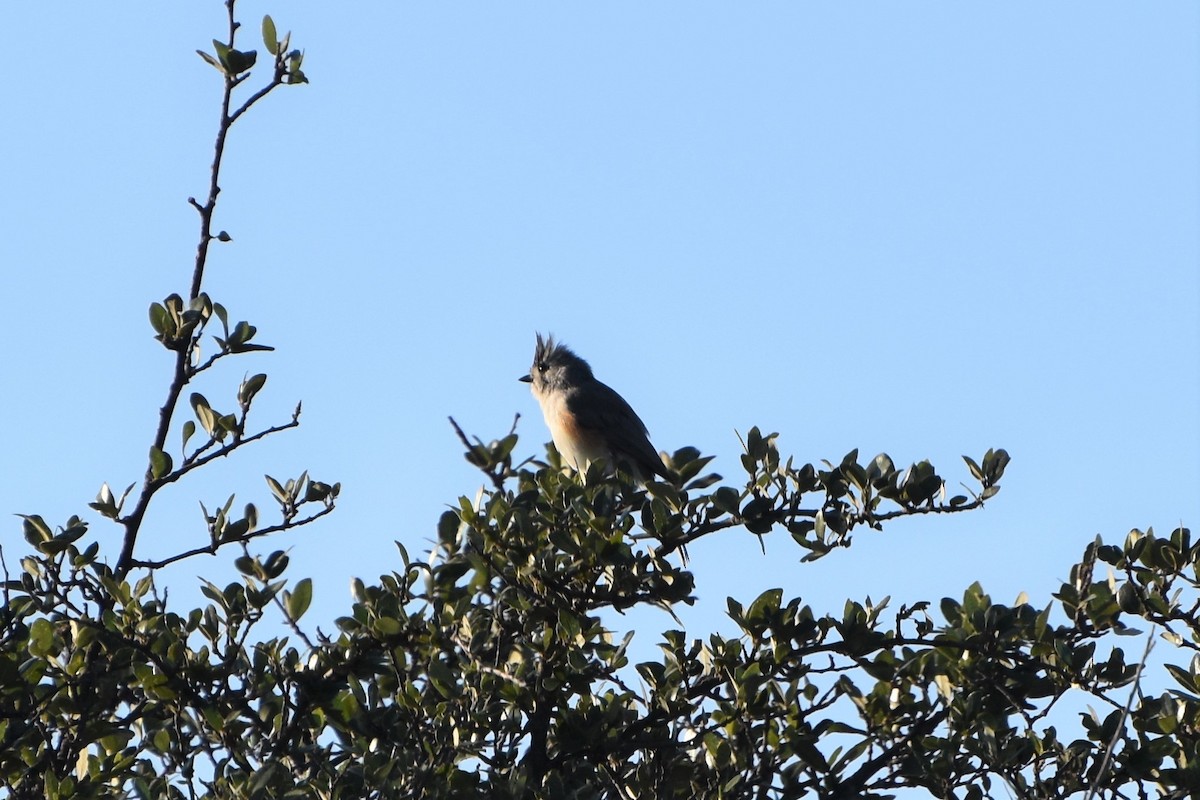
533,333,588,372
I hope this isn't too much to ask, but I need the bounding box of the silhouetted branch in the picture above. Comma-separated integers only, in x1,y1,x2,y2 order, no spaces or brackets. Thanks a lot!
127,504,334,571
114,0,299,578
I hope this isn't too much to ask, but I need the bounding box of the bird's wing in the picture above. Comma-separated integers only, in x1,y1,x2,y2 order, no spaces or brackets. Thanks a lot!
567,382,670,479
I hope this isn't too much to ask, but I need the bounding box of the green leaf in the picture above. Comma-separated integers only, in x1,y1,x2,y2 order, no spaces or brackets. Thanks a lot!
20,514,52,545
940,597,962,624
88,483,119,519
426,659,458,698
292,472,308,502
75,541,100,567
746,587,783,626
867,453,895,482
221,518,250,542
288,578,313,620
1164,662,1197,693
437,510,460,545
685,472,722,490
239,373,268,407
265,475,288,504
232,321,256,344
196,49,225,74
726,597,744,624
741,497,774,535
984,448,1011,482
225,48,257,75
305,481,331,502
963,454,984,482
190,292,212,316
212,39,231,67
148,302,168,334
262,15,278,54
29,618,56,656
149,446,172,481
712,487,741,516
182,420,196,451
190,393,217,435
745,427,762,458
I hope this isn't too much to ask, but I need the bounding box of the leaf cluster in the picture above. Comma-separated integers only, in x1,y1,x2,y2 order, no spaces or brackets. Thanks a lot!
6,426,1199,798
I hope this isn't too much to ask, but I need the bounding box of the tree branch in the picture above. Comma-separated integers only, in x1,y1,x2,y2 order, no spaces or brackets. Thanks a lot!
832,706,950,799
114,0,296,577
175,416,301,483
127,503,334,571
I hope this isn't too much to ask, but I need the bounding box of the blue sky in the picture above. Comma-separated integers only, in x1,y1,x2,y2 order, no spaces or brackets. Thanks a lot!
2,3,1197,668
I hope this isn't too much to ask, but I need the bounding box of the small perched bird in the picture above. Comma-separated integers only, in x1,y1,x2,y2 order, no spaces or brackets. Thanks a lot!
521,334,671,482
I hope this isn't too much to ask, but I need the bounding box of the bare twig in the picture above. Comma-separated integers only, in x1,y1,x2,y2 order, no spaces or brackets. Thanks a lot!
189,0,240,303
448,416,476,453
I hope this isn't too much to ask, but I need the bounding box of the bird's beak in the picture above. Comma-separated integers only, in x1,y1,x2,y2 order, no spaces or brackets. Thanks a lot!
519,374,532,383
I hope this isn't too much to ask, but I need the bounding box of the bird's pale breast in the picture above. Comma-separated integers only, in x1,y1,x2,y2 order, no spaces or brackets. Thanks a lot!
538,387,609,472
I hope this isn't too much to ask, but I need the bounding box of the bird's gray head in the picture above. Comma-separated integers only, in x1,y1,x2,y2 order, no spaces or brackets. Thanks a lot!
519,333,594,394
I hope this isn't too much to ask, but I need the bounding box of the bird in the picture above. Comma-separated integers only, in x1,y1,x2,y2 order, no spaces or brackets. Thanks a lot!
520,334,671,482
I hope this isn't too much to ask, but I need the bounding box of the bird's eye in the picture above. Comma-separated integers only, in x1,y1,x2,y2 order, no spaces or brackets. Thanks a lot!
537,362,547,372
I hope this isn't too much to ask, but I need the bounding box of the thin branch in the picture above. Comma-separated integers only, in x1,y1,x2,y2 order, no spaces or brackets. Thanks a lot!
189,348,234,378
834,707,950,798
117,415,301,578
601,763,636,800
868,497,986,525
1085,631,1156,800
474,663,530,689
127,504,334,571
116,350,190,577
172,417,301,484
653,494,986,560
189,0,239,303
115,0,296,577
449,415,475,453
227,72,286,126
